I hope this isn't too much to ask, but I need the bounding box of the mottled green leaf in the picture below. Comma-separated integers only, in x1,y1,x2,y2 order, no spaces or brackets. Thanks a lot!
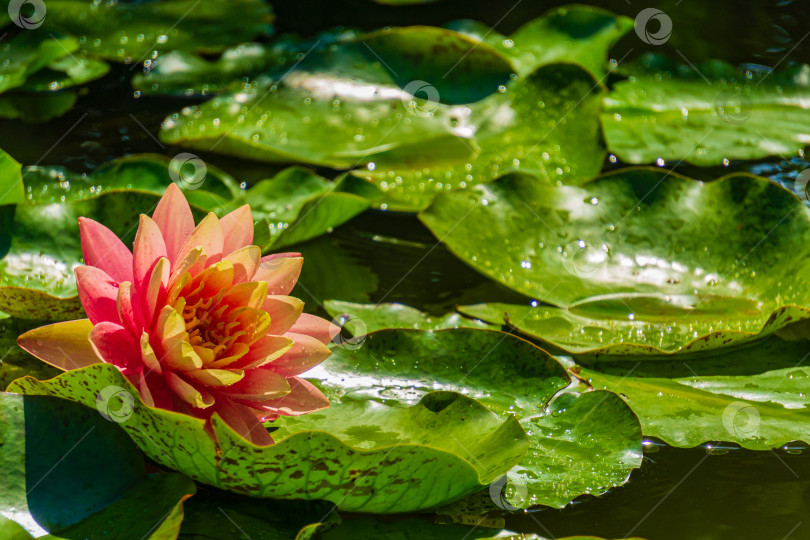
603,56,810,165
9,363,527,513
309,328,641,510
324,300,498,332
421,169,810,353
38,0,273,63
0,392,195,538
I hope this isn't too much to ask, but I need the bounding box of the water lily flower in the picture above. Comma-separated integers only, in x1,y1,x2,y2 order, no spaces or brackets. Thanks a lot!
18,184,337,445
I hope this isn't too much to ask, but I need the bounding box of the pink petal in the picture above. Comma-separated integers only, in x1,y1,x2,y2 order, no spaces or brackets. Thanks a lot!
211,396,274,445
264,332,330,376
219,205,254,256
223,246,261,284
133,215,168,298
262,295,304,336
175,213,224,268
17,319,101,371
220,368,290,402
75,266,120,325
165,371,214,409
88,321,141,374
251,376,329,416
231,334,293,370
287,313,340,345
116,281,144,336
253,254,303,295
78,217,133,284
143,257,170,326
152,183,195,265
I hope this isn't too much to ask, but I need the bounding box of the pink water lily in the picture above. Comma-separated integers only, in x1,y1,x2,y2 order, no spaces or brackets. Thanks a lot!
18,184,337,445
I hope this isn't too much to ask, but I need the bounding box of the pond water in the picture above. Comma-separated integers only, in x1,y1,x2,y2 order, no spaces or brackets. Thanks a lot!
2,0,810,538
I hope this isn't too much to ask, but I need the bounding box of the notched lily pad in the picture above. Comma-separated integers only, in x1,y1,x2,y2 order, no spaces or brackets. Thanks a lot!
324,300,498,332
8,363,527,513
422,168,810,354
308,328,642,511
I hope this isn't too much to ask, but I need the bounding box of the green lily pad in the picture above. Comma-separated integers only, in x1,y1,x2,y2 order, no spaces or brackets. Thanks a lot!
581,364,810,450
20,55,110,92
9,362,527,513
0,315,60,389
309,328,642,510
0,147,23,205
0,392,195,538
421,169,810,353
248,167,379,250
603,56,810,165
448,5,632,77
38,0,273,63
136,25,512,104
0,33,78,95
324,300,498,332
159,66,477,173
0,92,78,123
359,63,606,210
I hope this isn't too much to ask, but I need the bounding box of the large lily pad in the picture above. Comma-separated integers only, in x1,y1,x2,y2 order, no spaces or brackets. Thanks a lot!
603,56,810,165
0,392,195,538
35,0,273,63
308,328,642,510
324,300,497,332
8,363,527,513
421,169,810,353
448,5,632,77
581,364,810,450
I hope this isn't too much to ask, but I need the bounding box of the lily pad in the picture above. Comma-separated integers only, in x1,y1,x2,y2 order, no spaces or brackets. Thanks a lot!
308,328,642,510
0,315,60,389
248,167,379,250
0,33,79,95
448,5,632,77
37,0,273,63
0,92,78,123
581,364,810,450
324,300,498,332
421,169,810,353
8,362,527,513
359,63,605,210
0,147,23,205
0,392,195,538
603,57,810,165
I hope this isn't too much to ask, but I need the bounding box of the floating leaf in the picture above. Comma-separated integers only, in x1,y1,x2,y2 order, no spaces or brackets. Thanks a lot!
0,33,78,94
309,328,641,510
603,57,810,165
359,64,605,210
582,364,810,450
448,6,632,77
0,147,23,205
9,363,527,513
421,169,810,353
0,392,195,538
324,300,498,332
38,0,273,63
0,92,78,123
248,167,379,250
